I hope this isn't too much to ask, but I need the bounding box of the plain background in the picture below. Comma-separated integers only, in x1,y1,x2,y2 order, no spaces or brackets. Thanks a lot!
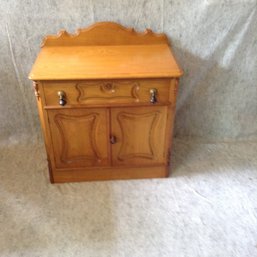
0,0,256,145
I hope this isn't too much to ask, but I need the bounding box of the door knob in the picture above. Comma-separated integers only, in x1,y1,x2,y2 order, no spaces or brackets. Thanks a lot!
57,91,66,106
110,135,117,144
150,88,157,104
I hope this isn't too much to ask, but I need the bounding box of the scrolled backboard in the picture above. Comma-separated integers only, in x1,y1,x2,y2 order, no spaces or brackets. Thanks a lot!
41,22,168,47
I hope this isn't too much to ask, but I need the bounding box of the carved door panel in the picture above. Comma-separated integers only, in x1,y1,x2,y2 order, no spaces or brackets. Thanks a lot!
111,106,167,166
48,108,109,168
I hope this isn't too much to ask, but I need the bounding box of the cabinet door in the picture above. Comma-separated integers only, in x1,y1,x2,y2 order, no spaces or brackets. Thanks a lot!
111,106,168,166
48,108,109,168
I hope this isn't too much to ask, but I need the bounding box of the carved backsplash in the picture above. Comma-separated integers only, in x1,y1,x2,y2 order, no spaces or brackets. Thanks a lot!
41,22,168,47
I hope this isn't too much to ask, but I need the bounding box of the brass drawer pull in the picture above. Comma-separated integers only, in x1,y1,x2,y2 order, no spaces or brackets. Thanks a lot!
57,91,66,106
150,88,157,104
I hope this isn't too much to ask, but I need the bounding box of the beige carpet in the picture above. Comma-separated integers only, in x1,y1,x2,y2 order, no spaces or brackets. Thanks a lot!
1,138,257,257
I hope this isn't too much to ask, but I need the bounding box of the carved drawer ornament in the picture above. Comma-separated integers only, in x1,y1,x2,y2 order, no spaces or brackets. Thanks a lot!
76,81,140,103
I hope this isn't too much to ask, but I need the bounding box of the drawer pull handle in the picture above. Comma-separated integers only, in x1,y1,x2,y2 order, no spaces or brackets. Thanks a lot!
57,91,66,106
110,135,117,144
150,88,157,104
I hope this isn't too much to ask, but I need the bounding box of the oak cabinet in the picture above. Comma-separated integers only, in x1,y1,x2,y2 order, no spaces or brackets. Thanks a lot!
29,22,182,183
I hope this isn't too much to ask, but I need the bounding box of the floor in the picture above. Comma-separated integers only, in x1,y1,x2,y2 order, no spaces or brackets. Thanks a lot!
0,138,257,257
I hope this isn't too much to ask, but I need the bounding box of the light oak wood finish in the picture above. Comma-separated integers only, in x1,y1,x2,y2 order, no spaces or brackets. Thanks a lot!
29,45,182,80
48,108,110,168
29,22,183,183
52,166,168,183
42,79,174,107
41,22,169,47
111,106,167,166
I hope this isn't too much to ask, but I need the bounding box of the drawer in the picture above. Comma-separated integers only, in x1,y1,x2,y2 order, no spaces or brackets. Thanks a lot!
42,79,175,107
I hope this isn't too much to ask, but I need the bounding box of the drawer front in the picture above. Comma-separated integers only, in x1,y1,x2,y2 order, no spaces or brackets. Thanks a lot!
43,79,175,106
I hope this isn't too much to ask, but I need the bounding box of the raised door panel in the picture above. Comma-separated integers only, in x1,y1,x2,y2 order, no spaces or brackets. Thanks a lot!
48,108,109,168
111,106,167,166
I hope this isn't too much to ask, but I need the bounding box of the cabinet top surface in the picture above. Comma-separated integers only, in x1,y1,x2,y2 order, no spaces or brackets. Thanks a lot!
29,22,183,80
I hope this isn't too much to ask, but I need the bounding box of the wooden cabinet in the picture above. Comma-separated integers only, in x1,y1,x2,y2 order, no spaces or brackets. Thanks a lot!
29,22,183,183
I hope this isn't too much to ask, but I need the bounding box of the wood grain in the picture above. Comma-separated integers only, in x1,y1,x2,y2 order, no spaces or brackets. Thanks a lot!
29,45,182,80
48,108,110,168
51,166,168,183
111,106,167,166
42,79,173,106
41,21,168,47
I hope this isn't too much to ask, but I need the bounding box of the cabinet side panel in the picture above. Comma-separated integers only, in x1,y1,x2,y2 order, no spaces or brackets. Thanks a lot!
33,82,55,182
165,78,179,176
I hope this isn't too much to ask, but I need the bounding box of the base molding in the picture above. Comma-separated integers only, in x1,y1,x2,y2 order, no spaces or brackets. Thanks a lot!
51,165,169,183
